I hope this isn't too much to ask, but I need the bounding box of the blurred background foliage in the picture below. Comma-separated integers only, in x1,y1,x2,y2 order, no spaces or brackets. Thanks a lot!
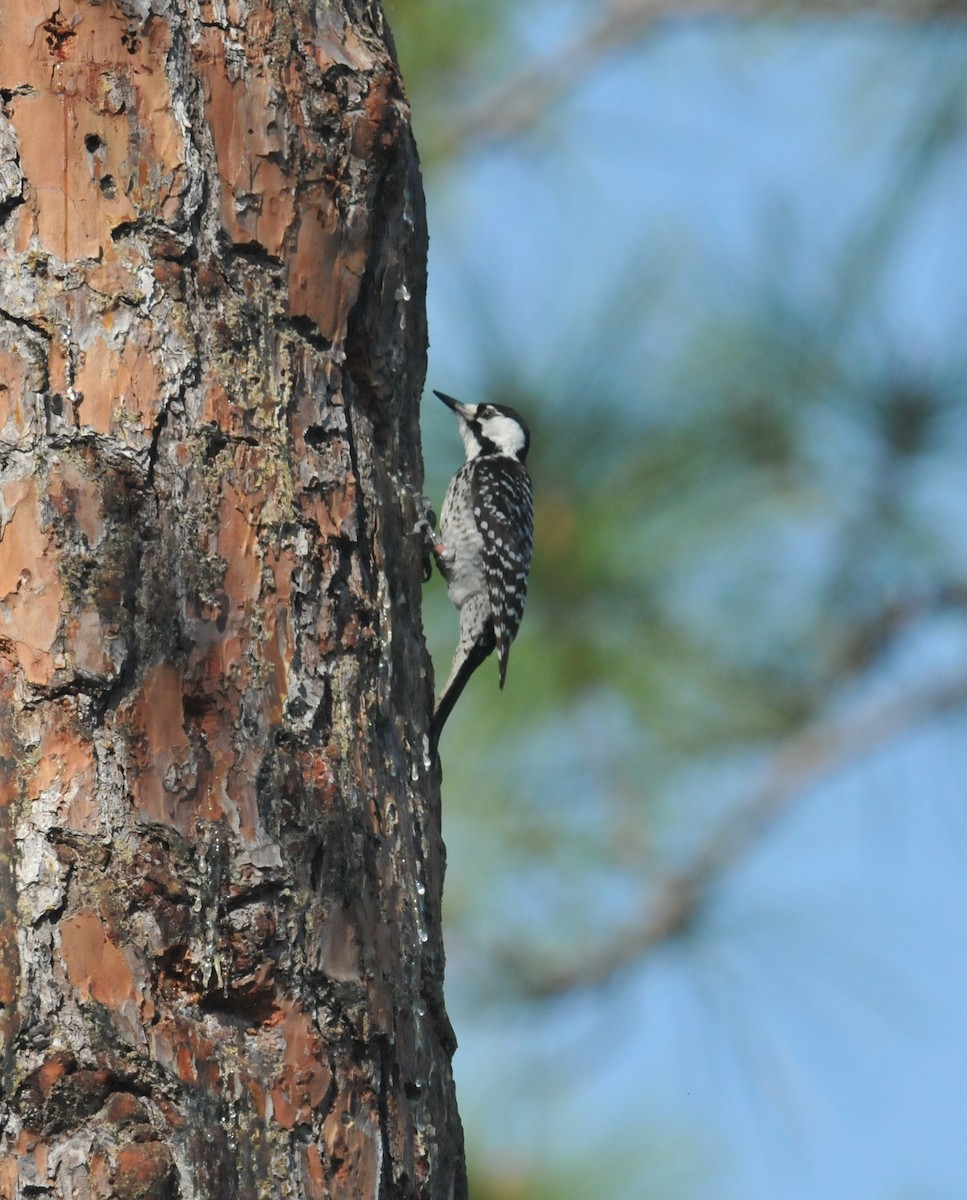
387,3,967,1197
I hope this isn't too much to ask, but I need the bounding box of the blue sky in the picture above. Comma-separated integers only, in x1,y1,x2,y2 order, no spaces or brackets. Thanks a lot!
417,19,967,1200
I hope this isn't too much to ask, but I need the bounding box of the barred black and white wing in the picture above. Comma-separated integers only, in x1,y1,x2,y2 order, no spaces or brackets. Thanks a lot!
470,457,534,687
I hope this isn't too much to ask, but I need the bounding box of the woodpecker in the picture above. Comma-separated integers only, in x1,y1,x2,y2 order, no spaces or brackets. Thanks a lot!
425,390,534,750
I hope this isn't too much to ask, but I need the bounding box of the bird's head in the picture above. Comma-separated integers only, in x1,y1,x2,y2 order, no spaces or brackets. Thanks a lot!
434,391,530,463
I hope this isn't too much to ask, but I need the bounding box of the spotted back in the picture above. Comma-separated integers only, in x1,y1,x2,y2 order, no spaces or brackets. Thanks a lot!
469,456,534,686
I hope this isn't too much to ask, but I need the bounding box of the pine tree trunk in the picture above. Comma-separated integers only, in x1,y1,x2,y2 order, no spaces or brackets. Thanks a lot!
0,2,463,1196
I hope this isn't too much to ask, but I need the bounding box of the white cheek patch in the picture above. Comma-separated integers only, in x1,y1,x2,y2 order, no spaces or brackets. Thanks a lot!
483,414,526,456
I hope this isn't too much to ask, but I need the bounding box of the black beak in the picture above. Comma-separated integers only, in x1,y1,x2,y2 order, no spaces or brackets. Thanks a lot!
433,390,460,412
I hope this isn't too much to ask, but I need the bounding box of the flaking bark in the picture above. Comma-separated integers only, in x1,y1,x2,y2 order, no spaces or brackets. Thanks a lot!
0,1,462,1197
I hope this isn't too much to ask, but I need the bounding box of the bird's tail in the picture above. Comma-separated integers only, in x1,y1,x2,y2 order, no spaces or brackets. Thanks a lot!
497,637,510,689
430,632,495,755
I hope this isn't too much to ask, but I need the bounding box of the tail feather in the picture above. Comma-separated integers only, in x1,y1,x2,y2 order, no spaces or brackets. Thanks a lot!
497,641,509,689
430,632,495,755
